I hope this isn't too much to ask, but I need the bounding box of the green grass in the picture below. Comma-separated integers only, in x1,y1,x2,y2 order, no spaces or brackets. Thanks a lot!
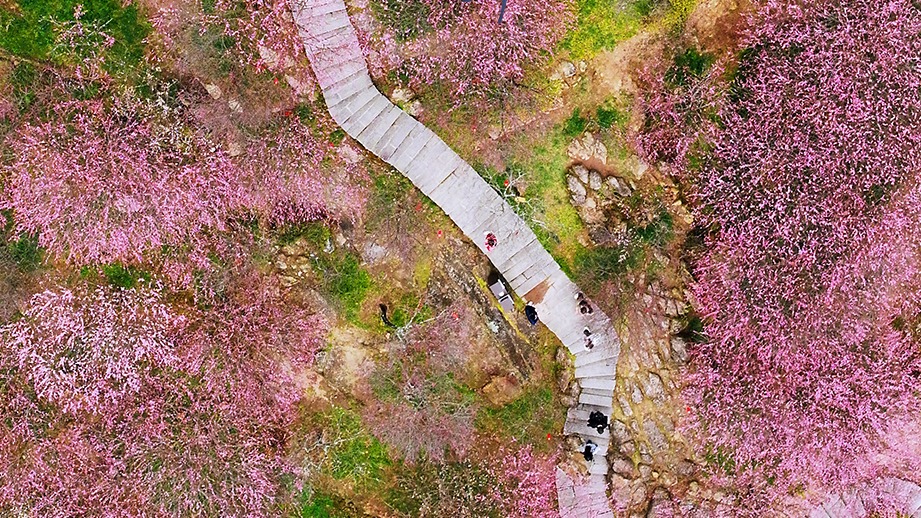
321,408,391,485
560,0,654,60
101,263,151,289
508,129,587,271
324,254,371,321
596,104,629,129
0,0,150,77
475,388,564,449
293,491,349,518
5,234,43,272
273,222,371,322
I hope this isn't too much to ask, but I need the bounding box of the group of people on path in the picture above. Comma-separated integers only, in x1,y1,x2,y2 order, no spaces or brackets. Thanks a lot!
482,231,609,467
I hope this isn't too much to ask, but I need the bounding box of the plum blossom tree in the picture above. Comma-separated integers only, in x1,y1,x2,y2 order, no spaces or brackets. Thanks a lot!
0,273,327,516
403,0,574,108
3,94,363,267
637,0,921,504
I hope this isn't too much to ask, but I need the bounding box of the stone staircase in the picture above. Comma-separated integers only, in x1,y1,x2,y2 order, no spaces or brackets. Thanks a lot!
290,1,620,515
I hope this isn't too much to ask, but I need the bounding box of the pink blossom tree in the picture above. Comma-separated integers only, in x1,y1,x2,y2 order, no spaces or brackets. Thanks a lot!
0,273,327,516
636,0,921,505
402,0,574,108
3,96,364,267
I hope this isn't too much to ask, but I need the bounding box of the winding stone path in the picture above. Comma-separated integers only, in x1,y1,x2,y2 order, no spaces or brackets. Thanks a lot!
290,1,620,515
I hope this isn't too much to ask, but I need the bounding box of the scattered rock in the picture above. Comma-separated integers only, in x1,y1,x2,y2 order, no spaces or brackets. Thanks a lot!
337,143,363,164
285,74,311,97
482,374,523,406
631,383,644,404
567,175,587,198
671,337,689,364
567,133,608,164
644,420,669,453
642,373,666,404
550,60,577,80
226,138,243,157
258,44,279,68
573,164,590,184
589,170,603,190
606,176,633,197
611,420,630,444
635,160,650,178
228,99,243,114
612,458,636,479
578,60,587,73
204,83,222,100
407,101,423,117
390,87,414,104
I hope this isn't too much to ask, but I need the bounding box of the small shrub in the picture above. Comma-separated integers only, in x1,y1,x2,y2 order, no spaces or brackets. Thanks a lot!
596,105,627,129
475,388,563,448
562,108,587,137
664,47,714,88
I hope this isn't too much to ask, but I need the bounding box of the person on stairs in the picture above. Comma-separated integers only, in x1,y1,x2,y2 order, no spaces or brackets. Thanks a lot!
524,302,539,326
575,291,594,314
583,328,594,350
582,440,598,462
484,231,498,252
587,410,609,434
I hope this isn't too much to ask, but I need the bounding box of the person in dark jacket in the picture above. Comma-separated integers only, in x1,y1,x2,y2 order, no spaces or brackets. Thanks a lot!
582,440,598,462
524,302,539,326
587,410,609,434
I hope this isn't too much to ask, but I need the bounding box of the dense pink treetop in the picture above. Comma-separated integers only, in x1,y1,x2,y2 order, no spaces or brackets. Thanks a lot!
3,97,362,266
3,99,234,265
638,0,921,503
404,0,574,107
0,274,327,516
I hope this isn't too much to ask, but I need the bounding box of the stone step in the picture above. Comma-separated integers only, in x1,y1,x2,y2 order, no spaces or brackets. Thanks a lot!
341,94,389,135
355,105,402,151
578,391,613,408
579,376,616,393
575,359,617,379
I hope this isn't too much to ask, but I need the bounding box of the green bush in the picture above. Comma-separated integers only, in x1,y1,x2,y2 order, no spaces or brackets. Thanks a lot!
665,47,714,88
596,105,628,129
562,108,587,137
101,263,151,289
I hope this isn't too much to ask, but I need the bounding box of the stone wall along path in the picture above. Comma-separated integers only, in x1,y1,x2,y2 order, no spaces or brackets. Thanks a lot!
290,1,620,516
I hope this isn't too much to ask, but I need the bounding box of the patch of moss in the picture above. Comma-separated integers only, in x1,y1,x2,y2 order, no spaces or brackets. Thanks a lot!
320,408,391,485
0,0,150,76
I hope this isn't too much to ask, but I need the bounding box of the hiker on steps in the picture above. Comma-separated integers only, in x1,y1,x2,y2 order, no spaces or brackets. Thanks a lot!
583,328,594,350
524,302,539,326
575,291,594,314
485,231,498,252
582,440,598,462
587,410,609,434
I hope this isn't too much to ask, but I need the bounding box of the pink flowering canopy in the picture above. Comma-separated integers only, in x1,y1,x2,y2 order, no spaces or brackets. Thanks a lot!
2,97,363,267
403,0,574,107
638,0,921,502
0,274,327,516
